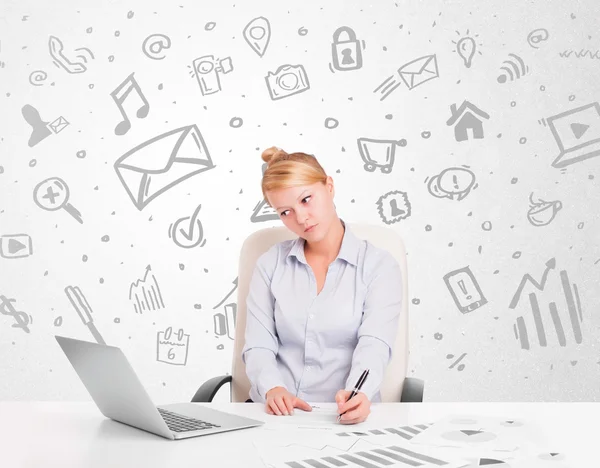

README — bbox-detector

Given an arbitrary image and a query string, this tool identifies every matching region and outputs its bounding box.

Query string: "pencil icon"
[64,285,106,345]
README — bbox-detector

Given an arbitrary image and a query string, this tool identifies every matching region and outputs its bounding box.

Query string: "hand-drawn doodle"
[447,353,467,371]
[168,204,207,248]
[427,167,477,201]
[0,295,32,333]
[265,64,310,100]
[527,28,549,49]
[497,53,529,83]
[22,104,68,147]
[251,199,279,222]
[28,70,48,86]
[48,115,69,134]
[48,35,94,74]
[251,163,279,222]
[110,72,150,135]
[212,278,238,341]
[559,49,600,59]
[190,55,233,95]
[129,265,165,314]
[64,285,106,345]
[546,102,600,168]
[142,34,171,60]
[330,26,365,72]
[157,326,189,365]
[374,54,438,101]
[357,138,404,174]
[454,31,481,68]
[114,124,215,210]
[33,177,84,224]
[443,266,488,313]
[446,100,490,141]
[376,190,411,225]
[0,234,33,259]
[527,193,562,226]
[509,258,583,349]
[243,16,271,57]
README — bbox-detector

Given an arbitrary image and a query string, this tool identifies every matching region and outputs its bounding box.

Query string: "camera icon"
[265,64,310,100]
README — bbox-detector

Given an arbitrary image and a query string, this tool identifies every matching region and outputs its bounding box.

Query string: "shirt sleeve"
[241,246,287,401]
[345,251,403,400]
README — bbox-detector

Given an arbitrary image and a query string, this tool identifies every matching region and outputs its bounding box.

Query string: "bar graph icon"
[128,265,165,314]
[336,423,434,440]
[212,278,238,340]
[213,303,237,340]
[281,443,456,468]
[509,258,583,349]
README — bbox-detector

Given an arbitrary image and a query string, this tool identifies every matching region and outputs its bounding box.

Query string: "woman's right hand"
[265,386,312,415]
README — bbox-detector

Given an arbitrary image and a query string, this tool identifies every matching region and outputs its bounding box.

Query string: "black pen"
[337,369,369,422]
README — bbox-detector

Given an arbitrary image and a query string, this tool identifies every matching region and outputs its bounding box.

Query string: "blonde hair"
[260,146,327,203]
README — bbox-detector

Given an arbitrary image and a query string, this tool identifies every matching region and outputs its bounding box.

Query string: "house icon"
[446,100,490,142]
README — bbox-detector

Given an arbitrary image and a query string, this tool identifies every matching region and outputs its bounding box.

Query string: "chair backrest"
[230,222,409,402]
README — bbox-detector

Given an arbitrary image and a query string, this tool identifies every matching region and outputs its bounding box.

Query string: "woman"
[241,146,403,425]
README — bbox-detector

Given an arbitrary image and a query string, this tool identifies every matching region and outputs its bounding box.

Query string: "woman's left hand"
[335,389,371,425]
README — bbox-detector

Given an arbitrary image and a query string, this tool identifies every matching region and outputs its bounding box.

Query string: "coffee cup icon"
[357,138,404,174]
[527,194,562,227]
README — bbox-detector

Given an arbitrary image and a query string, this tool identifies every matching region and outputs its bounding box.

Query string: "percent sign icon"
[447,352,467,371]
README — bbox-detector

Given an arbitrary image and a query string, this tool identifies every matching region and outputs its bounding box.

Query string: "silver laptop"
[55,335,264,440]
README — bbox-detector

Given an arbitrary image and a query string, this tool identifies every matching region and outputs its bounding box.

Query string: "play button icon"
[8,239,27,254]
[571,122,590,139]
[0,234,33,258]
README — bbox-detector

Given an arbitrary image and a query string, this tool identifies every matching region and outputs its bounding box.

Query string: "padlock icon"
[331,26,363,71]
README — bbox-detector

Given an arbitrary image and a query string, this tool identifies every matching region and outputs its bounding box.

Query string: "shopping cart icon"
[357,137,404,173]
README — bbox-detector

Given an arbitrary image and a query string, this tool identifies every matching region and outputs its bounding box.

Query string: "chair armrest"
[400,376,424,402]
[190,374,233,402]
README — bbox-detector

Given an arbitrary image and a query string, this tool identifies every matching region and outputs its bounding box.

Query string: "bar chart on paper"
[253,434,469,468]
[335,423,435,440]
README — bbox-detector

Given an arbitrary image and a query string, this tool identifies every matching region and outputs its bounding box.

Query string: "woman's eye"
[280,210,289,217]
[302,196,311,203]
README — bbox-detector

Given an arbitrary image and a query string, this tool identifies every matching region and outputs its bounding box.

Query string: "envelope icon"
[398,54,439,90]
[114,124,215,210]
[48,116,70,134]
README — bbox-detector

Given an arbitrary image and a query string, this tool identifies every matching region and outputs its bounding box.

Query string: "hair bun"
[261,146,289,165]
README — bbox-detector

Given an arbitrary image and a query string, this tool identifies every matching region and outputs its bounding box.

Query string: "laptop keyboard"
[158,407,222,432]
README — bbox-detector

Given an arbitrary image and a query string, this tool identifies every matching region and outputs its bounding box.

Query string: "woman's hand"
[335,390,371,424]
[265,386,312,415]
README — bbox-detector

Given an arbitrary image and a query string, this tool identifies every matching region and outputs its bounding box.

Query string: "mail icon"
[48,116,70,134]
[114,124,216,210]
[398,54,439,90]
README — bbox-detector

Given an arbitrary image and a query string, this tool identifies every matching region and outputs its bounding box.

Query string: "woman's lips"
[304,224,317,232]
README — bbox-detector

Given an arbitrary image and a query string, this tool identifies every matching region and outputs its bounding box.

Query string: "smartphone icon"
[443,266,487,313]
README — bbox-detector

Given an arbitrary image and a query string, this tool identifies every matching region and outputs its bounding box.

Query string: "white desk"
[0,401,595,467]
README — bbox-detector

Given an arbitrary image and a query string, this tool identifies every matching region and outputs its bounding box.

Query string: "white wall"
[1,0,599,403]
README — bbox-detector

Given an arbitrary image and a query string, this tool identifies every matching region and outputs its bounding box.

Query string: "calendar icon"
[156,326,190,366]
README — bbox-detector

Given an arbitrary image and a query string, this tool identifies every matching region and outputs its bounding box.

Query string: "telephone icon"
[48,35,91,74]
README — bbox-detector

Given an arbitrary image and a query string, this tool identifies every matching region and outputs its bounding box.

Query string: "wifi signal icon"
[497,53,529,83]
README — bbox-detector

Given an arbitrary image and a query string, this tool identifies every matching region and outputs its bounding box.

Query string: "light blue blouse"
[242,219,403,403]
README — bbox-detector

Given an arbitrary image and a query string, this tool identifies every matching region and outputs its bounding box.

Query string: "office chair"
[191,222,425,403]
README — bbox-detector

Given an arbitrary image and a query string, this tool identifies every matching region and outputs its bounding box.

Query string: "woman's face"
[267,177,336,241]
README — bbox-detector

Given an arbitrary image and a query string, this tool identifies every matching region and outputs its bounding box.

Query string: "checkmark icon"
[169,204,207,248]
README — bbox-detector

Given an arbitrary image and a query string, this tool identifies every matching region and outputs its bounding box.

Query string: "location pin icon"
[243,16,271,57]
[457,36,476,68]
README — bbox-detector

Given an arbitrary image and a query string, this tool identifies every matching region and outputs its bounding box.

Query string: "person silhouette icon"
[22,104,52,147]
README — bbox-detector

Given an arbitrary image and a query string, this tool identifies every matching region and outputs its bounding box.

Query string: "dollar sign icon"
[0,295,31,333]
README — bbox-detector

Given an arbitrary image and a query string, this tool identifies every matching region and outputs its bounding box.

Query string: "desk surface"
[0,401,595,467]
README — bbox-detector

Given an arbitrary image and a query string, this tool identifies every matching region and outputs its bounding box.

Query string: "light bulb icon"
[457,36,476,68]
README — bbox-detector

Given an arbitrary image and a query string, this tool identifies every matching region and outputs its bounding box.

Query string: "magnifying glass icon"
[33,177,83,224]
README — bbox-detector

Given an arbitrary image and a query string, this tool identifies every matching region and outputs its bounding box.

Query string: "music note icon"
[110,72,150,136]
